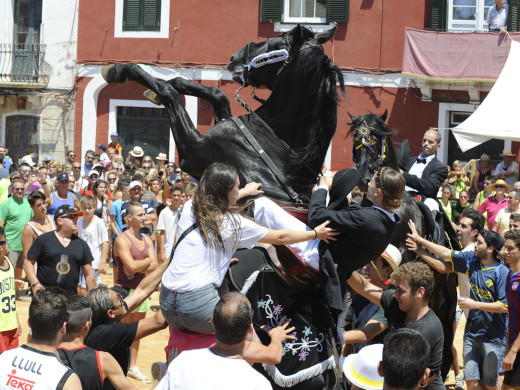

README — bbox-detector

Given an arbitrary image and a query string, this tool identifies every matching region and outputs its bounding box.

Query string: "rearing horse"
[348,111,459,379]
[101,25,344,203]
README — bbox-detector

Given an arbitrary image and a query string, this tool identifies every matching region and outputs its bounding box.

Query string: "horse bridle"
[352,120,388,172]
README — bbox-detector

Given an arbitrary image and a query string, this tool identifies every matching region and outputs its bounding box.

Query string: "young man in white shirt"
[78,195,109,293]
[157,185,183,264]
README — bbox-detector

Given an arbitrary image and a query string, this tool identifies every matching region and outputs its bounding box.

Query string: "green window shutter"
[123,0,141,31]
[509,0,520,32]
[260,0,282,22]
[142,0,161,31]
[429,0,447,31]
[327,0,349,23]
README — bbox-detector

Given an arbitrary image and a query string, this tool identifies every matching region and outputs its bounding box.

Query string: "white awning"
[451,39,520,152]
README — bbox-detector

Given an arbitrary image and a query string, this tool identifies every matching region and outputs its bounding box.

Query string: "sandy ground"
[14,273,466,390]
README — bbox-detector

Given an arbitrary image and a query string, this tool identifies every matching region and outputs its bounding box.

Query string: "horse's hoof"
[101,65,125,85]
[144,89,162,105]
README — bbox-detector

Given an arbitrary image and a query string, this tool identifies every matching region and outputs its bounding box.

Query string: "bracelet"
[313,229,317,240]
[122,300,128,311]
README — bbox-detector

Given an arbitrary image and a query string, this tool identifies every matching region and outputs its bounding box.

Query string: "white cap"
[20,155,35,166]
[129,180,143,190]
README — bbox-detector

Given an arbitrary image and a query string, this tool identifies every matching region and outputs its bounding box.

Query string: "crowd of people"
[0,126,519,390]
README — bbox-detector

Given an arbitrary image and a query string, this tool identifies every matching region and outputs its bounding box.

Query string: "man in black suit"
[402,129,448,210]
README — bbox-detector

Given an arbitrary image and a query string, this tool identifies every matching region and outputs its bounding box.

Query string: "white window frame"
[114,0,170,39]
[282,0,327,24]
[447,0,500,31]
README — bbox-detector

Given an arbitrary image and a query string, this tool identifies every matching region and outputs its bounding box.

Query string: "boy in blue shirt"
[407,222,508,390]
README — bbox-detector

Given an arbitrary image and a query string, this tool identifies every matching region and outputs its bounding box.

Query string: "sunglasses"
[484,182,492,185]
[60,215,78,220]
[21,169,31,173]
[73,166,81,170]
[495,185,506,189]
[0,240,7,246]
[459,195,469,199]
[68,154,76,157]
[175,170,181,174]
[507,196,517,200]
[108,177,116,181]
[143,166,151,170]
[13,187,25,191]
[110,293,124,310]
[90,174,99,179]
[168,165,175,168]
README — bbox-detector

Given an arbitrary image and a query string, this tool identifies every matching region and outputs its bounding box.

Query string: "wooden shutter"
[327,0,349,23]
[123,0,160,31]
[509,0,520,32]
[260,0,282,22]
[142,0,161,31]
[429,0,447,31]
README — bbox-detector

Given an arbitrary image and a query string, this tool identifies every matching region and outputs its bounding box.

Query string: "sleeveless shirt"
[47,192,75,217]
[0,256,17,332]
[0,344,73,390]
[58,345,103,390]
[115,231,149,289]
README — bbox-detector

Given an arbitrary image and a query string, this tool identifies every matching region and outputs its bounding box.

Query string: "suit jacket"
[309,189,400,314]
[403,156,448,199]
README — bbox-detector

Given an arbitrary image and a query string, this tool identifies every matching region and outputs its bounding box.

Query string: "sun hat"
[130,146,144,158]
[156,153,168,161]
[500,150,516,157]
[342,344,384,390]
[381,244,402,271]
[490,179,511,192]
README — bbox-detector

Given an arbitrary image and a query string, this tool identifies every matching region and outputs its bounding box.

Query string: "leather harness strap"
[230,116,302,203]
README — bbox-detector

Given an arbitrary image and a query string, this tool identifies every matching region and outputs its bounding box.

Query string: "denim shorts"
[159,284,219,334]
[463,336,505,386]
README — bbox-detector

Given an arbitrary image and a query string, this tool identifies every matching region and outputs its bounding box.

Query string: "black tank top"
[58,345,103,390]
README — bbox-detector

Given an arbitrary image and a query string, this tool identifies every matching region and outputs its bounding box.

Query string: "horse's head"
[227,25,336,89]
[347,110,396,189]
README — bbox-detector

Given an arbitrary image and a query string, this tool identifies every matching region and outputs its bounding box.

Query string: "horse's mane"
[285,28,346,167]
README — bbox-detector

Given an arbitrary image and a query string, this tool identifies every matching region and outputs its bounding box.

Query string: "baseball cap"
[129,180,143,190]
[92,164,104,171]
[43,155,53,163]
[54,205,84,220]
[480,230,505,259]
[97,144,107,151]
[110,132,119,137]
[88,170,100,178]
[57,173,69,183]
[20,155,35,167]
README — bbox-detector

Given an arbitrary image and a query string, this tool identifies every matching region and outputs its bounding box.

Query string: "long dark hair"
[192,163,250,251]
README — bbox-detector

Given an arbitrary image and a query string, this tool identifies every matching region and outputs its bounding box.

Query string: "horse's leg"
[144,78,232,123]
[102,64,204,158]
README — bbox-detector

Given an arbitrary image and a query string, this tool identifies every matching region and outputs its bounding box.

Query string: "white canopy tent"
[451,39,520,153]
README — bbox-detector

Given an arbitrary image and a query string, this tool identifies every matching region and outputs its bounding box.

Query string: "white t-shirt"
[155,348,272,390]
[161,200,268,291]
[157,206,181,259]
[78,216,109,269]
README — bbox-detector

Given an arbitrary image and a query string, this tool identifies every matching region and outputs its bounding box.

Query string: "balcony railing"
[0,43,49,87]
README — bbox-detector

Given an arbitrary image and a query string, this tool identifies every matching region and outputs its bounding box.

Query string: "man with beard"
[407,224,508,390]
[81,150,96,177]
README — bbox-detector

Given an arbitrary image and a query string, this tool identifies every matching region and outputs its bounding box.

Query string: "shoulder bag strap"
[168,223,197,264]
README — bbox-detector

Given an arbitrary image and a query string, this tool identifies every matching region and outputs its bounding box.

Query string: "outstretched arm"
[407,219,453,261]
[260,220,339,245]
[100,351,140,390]
[406,236,454,274]
[347,272,383,307]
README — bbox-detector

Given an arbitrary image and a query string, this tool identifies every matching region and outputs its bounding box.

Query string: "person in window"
[487,0,508,34]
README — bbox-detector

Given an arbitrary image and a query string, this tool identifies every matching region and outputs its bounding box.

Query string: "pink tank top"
[115,231,149,289]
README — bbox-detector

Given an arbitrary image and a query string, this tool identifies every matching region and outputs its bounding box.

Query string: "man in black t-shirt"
[25,205,95,296]
[348,261,445,390]
[85,260,169,389]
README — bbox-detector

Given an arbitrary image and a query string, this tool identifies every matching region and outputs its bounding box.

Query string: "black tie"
[417,158,427,164]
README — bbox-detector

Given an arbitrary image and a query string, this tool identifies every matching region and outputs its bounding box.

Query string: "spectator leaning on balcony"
[487,0,508,34]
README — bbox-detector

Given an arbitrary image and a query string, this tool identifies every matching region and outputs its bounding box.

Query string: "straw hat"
[500,151,516,157]
[381,244,402,271]
[130,146,144,158]
[342,344,384,390]
[490,179,511,192]
[156,153,168,161]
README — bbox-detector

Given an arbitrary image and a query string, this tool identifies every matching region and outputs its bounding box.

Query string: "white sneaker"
[151,362,168,386]
[128,366,149,383]
[455,374,464,390]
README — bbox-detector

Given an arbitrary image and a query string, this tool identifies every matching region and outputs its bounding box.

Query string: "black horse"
[348,111,459,379]
[101,25,344,203]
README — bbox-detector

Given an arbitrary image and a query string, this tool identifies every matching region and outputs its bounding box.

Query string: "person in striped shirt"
[503,230,520,389]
